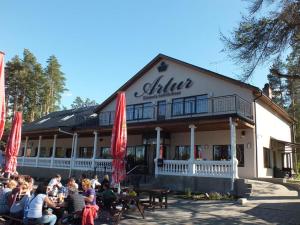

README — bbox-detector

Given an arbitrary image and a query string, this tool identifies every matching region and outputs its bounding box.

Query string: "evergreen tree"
[221,0,300,80]
[4,49,67,123]
[268,60,288,108]
[71,96,97,109]
[44,55,66,114]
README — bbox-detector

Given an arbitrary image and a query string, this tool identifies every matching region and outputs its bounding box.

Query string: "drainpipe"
[254,91,263,178]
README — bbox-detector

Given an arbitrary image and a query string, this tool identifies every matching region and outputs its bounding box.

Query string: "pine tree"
[44,55,66,114]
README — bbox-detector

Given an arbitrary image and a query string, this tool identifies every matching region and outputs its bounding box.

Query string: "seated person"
[67,177,79,190]
[10,181,31,218]
[101,183,117,210]
[0,179,18,214]
[91,175,101,190]
[61,186,85,225]
[100,175,110,192]
[81,179,96,206]
[24,185,57,225]
[47,174,62,195]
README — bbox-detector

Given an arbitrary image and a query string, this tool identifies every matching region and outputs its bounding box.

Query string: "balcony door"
[157,100,166,120]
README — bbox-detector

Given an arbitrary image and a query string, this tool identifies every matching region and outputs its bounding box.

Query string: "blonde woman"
[81,179,96,205]
[0,179,17,214]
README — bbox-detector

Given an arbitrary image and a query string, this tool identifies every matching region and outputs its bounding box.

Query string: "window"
[143,103,154,119]
[39,147,52,157]
[175,146,190,160]
[134,104,143,120]
[18,147,25,157]
[236,145,245,167]
[37,117,50,124]
[213,145,231,161]
[99,112,111,125]
[55,147,65,158]
[264,148,271,168]
[97,147,111,159]
[213,144,244,167]
[126,106,134,121]
[126,146,146,165]
[196,95,208,113]
[25,147,35,157]
[185,97,196,114]
[172,99,184,116]
[195,145,206,160]
[172,94,208,116]
[78,147,93,158]
[126,103,153,121]
[135,146,145,164]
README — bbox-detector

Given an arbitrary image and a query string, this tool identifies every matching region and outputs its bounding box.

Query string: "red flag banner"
[0,52,5,140]
[5,112,22,174]
[111,92,127,184]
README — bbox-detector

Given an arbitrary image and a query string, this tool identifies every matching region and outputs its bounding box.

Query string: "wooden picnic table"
[135,188,169,209]
[96,192,145,219]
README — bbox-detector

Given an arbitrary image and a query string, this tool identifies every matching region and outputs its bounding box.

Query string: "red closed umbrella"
[0,52,6,140]
[111,92,127,190]
[5,112,22,174]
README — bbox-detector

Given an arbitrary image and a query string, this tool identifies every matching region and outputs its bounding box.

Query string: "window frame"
[264,147,271,168]
[172,94,208,116]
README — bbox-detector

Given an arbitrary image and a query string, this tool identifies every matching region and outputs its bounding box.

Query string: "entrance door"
[147,144,156,175]
[157,100,166,120]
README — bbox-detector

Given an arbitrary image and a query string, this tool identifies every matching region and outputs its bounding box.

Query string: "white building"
[17,54,296,192]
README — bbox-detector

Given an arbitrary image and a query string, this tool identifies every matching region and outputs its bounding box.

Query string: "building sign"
[134,75,193,100]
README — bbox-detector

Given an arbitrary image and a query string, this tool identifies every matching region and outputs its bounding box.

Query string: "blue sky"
[1,0,270,108]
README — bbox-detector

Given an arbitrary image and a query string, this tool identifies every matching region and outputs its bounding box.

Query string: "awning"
[270,137,300,152]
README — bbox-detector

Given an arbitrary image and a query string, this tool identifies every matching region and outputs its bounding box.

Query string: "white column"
[92,131,98,170]
[189,124,196,161]
[22,136,29,166]
[189,124,196,175]
[50,135,57,168]
[36,136,42,167]
[69,133,76,178]
[155,127,161,177]
[230,117,238,191]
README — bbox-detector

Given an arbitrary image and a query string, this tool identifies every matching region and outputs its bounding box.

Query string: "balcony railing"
[99,94,252,126]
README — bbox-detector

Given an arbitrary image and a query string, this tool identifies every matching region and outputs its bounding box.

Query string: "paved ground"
[113,180,300,225]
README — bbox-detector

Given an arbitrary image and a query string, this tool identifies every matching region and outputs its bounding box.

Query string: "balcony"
[99,94,253,126]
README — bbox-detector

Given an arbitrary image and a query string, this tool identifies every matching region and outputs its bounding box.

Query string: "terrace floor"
[108,180,300,225]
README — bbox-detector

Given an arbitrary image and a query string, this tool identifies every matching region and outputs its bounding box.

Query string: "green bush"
[209,192,222,200]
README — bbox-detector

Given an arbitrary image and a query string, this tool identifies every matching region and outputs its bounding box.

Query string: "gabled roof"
[23,105,99,133]
[94,53,261,113]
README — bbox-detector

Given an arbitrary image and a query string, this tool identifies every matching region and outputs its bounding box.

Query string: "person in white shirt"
[47,174,62,195]
[25,185,57,225]
[67,177,79,190]
[91,175,101,189]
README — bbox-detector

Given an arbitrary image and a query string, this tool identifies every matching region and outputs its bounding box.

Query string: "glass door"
[157,100,166,120]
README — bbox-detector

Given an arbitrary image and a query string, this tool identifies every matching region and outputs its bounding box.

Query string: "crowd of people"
[0,173,117,225]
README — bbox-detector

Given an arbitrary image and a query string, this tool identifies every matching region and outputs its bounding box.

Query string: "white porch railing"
[157,160,189,175]
[38,157,52,168]
[73,158,93,171]
[95,159,113,172]
[157,160,232,178]
[22,157,36,167]
[53,158,71,169]
[20,157,113,172]
[19,157,232,178]
[193,160,232,178]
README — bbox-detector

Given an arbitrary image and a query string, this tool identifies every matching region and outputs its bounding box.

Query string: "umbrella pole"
[118,182,121,194]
